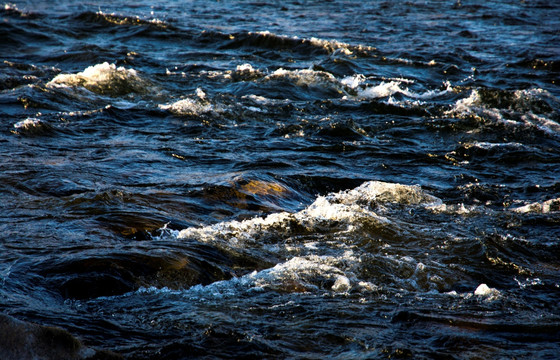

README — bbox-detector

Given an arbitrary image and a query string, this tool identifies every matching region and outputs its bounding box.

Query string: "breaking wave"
[47,62,151,96]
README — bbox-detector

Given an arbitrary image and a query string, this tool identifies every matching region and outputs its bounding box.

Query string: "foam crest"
[327,181,442,207]
[11,118,53,135]
[159,98,215,116]
[252,255,359,293]
[266,68,347,94]
[47,62,149,96]
[445,90,513,125]
[178,211,295,246]
[356,81,403,99]
[521,112,560,137]
[263,68,449,102]
[354,80,451,101]
[232,63,264,80]
[250,31,376,56]
[3,3,17,11]
[467,141,526,150]
[159,88,224,116]
[13,118,43,130]
[137,254,366,298]
[446,88,559,135]
[340,74,366,89]
[178,181,440,245]
[510,198,560,214]
[474,283,501,300]
[177,181,441,294]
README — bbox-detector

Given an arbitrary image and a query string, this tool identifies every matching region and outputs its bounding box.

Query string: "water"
[1,0,559,358]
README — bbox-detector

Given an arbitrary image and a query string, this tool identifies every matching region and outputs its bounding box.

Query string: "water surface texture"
[1,0,559,358]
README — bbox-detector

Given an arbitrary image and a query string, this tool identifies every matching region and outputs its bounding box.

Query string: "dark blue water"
[1,1,559,358]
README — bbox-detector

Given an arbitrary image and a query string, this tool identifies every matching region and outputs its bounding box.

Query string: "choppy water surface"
[1,0,559,358]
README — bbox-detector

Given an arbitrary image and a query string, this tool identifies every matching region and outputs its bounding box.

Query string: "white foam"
[236,63,256,72]
[47,62,149,95]
[327,181,442,207]
[331,275,352,292]
[446,88,560,137]
[308,37,354,55]
[353,80,451,101]
[446,90,524,130]
[266,69,450,102]
[250,31,376,56]
[521,112,560,137]
[159,87,226,116]
[252,256,353,292]
[173,181,444,296]
[178,211,294,245]
[474,283,500,299]
[13,118,43,130]
[468,141,526,150]
[267,68,342,91]
[447,90,480,115]
[340,74,365,89]
[428,202,479,215]
[357,81,402,99]
[195,87,206,99]
[11,117,53,135]
[160,98,215,115]
[133,254,365,298]
[514,277,543,289]
[510,198,560,214]
[178,181,439,247]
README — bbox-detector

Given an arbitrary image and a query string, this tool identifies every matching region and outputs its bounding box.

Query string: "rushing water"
[1,0,559,358]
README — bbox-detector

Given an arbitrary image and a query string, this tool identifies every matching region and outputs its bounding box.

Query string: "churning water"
[1,1,559,358]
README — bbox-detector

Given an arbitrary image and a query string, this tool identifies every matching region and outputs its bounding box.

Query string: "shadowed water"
[1,1,559,358]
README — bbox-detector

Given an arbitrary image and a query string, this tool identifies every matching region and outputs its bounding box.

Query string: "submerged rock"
[0,313,121,360]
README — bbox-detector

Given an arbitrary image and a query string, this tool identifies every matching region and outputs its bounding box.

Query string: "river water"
[1,1,559,358]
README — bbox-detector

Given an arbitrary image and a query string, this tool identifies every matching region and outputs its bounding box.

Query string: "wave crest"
[47,62,150,96]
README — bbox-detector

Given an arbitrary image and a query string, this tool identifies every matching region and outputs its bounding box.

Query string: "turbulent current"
[1,1,559,359]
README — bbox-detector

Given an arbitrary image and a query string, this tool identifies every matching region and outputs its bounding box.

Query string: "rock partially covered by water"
[0,314,121,360]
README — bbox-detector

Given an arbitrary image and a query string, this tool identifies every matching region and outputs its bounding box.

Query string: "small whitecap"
[195,88,206,99]
[447,90,481,115]
[236,63,255,72]
[12,118,53,135]
[356,80,450,101]
[267,68,341,90]
[13,118,43,130]
[340,74,365,89]
[474,283,500,298]
[159,98,216,116]
[356,81,403,99]
[47,62,149,96]
[332,275,352,292]
[511,198,560,214]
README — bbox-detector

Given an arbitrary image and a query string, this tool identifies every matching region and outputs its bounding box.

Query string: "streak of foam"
[352,80,451,100]
[250,31,377,56]
[137,254,369,299]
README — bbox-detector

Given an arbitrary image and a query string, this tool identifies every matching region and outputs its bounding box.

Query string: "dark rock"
[0,313,122,360]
